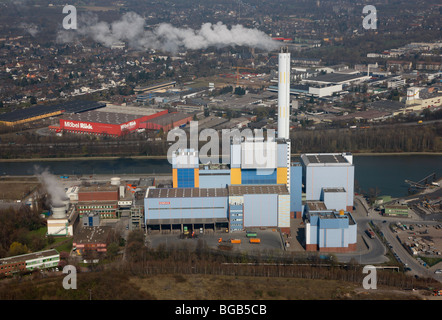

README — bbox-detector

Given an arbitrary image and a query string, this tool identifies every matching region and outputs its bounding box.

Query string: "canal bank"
[0,154,441,198]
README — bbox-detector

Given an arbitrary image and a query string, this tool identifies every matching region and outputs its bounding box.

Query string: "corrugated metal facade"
[278,194,290,228]
[306,211,357,251]
[244,194,278,227]
[290,165,303,215]
[322,189,347,211]
[145,195,228,222]
[199,170,231,188]
[304,165,354,210]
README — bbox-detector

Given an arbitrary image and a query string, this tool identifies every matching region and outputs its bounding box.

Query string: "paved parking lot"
[146,228,284,253]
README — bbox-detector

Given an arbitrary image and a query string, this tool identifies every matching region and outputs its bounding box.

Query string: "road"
[334,196,389,265]
[349,195,442,283]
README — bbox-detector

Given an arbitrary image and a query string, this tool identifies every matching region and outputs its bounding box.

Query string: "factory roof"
[303,72,367,84]
[306,201,328,211]
[62,110,146,125]
[79,185,119,193]
[301,153,352,166]
[334,109,392,121]
[134,81,177,93]
[306,202,356,225]
[94,104,165,116]
[323,187,346,193]
[365,100,405,112]
[0,100,105,122]
[228,184,289,196]
[0,249,59,265]
[147,187,228,198]
[143,112,191,126]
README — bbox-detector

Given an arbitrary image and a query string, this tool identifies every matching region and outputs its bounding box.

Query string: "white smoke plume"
[57,12,278,52]
[35,167,68,207]
[20,22,39,37]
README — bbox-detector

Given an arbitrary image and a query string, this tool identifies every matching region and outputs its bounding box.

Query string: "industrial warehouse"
[0,95,194,136]
[49,104,194,136]
[0,100,106,126]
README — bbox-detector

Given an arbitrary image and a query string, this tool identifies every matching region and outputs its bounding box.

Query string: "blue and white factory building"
[143,47,357,252]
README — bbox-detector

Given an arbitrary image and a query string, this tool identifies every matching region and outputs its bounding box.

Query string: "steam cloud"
[20,23,39,37]
[35,167,68,207]
[57,12,278,52]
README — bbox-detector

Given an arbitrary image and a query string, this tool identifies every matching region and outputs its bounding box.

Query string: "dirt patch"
[0,179,40,201]
[130,274,424,300]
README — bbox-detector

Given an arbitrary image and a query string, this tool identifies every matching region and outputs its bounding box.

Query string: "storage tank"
[111,177,121,186]
[51,204,67,219]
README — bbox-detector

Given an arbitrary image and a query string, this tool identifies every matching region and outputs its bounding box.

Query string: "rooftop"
[303,72,367,84]
[306,201,328,211]
[228,184,289,196]
[323,187,346,193]
[62,110,147,125]
[0,249,59,265]
[94,104,165,116]
[0,100,105,122]
[143,112,191,126]
[79,185,119,193]
[301,153,352,166]
[147,187,228,199]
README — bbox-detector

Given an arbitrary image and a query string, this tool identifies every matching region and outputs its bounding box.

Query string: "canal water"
[0,155,441,198]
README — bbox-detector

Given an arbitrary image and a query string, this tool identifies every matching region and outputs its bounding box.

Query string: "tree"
[8,242,29,256]
[106,242,120,260]
[234,87,246,95]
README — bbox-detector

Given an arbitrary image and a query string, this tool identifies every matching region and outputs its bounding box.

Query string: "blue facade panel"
[241,169,277,185]
[305,165,354,209]
[320,228,343,248]
[277,143,288,167]
[199,170,231,188]
[244,194,278,227]
[319,217,348,229]
[309,225,318,245]
[177,168,195,188]
[145,196,228,222]
[290,164,302,213]
[322,190,347,211]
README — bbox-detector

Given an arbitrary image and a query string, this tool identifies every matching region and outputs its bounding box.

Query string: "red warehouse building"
[140,112,193,132]
[77,185,120,219]
[78,185,119,202]
[51,108,168,136]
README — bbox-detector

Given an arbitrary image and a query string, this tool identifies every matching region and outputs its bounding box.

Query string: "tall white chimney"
[278,47,290,139]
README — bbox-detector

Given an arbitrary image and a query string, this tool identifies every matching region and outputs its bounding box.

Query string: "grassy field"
[0,177,40,200]
[130,274,424,300]
[0,269,433,300]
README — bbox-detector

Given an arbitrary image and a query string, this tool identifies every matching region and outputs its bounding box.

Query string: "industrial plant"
[142,47,357,252]
[27,47,359,257]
